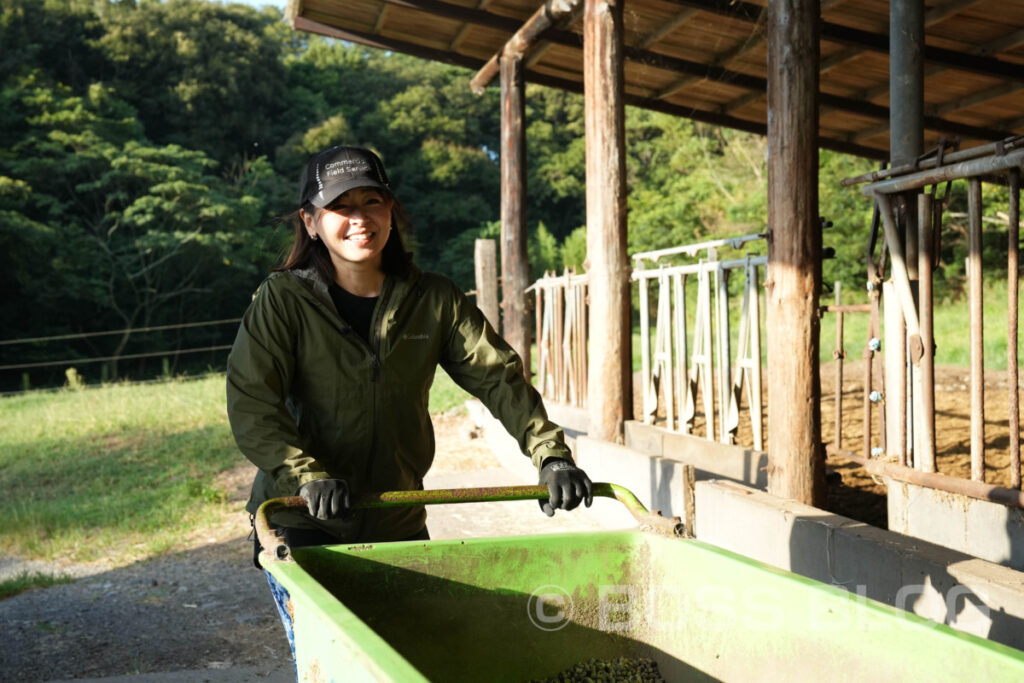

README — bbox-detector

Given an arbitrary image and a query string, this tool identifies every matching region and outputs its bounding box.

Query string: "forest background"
[0,0,1006,392]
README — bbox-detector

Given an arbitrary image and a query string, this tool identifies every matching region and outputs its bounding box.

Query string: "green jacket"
[226,265,572,542]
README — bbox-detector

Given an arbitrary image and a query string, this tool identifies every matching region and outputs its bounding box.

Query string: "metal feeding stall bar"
[838,136,1024,508]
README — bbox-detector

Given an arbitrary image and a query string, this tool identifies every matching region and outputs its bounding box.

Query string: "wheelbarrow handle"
[255,482,684,559]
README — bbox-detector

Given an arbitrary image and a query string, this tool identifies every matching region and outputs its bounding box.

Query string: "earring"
[309,233,318,241]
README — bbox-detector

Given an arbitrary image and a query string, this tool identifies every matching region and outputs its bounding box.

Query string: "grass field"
[819,279,1021,368]
[0,370,471,575]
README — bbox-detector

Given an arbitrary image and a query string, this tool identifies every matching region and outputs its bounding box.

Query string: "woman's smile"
[302,187,395,278]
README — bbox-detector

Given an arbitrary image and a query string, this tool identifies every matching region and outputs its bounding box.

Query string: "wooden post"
[499,54,530,379]
[474,238,500,332]
[584,0,631,443]
[765,0,825,506]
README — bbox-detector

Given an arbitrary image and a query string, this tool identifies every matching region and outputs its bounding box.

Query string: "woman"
[225,145,592,649]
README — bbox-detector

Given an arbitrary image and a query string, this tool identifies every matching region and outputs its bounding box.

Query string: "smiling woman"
[298,149,399,296]
[224,143,594,664]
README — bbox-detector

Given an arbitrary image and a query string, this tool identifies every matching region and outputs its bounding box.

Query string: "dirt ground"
[747,362,1020,529]
[634,361,1022,529]
[1,373,1018,681]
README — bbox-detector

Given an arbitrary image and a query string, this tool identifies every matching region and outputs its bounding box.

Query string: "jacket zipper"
[368,280,393,383]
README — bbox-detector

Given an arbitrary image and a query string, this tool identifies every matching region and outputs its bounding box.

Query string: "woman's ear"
[299,208,316,239]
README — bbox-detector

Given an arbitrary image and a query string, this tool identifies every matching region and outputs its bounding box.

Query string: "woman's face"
[303,187,394,271]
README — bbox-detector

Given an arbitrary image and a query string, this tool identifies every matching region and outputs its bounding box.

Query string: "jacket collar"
[287,264,422,307]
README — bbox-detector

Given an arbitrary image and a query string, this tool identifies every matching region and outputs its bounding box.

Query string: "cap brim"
[309,178,389,208]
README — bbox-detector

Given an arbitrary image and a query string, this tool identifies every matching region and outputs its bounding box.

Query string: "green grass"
[1,369,471,568]
[0,572,75,600]
[0,374,239,564]
[428,369,472,414]
[820,279,1022,369]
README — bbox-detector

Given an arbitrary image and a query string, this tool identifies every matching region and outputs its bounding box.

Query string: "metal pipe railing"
[968,178,986,482]
[917,193,936,472]
[841,135,1024,187]
[631,232,765,264]
[861,146,1024,196]
[860,144,1024,492]
[827,445,1024,510]
[1011,169,1022,490]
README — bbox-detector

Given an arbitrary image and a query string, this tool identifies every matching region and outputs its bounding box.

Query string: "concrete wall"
[697,478,1024,651]
[888,480,1024,572]
[465,400,1024,651]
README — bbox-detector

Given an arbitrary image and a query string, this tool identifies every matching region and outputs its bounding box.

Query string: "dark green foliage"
[95,0,290,168]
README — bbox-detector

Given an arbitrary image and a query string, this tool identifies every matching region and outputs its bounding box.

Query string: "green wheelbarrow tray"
[254,484,1024,682]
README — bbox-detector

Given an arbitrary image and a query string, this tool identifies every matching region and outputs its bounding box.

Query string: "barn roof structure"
[285,0,1024,160]
[283,0,1024,510]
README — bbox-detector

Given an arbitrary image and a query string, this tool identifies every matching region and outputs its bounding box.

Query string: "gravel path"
[0,514,292,682]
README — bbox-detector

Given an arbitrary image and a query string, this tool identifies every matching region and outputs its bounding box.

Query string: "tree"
[1,75,272,378]
[96,0,289,168]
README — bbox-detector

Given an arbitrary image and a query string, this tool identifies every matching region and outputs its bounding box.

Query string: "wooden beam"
[652,27,766,100]
[929,82,1021,118]
[584,0,631,442]
[450,0,493,51]
[717,89,763,115]
[792,1,1012,128]
[923,0,986,25]
[293,16,886,158]
[523,6,585,73]
[337,0,1012,142]
[625,45,1010,142]
[469,0,579,94]
[845,22,1024,142]
[373,4,390,32]
[998,114,1024,132]
[765,0,825,506]
[500,55,531,379]
[663,0,1024,80]
[660,0,844,102]
[635,8,697,50]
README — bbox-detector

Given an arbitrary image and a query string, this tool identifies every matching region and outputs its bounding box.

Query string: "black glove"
[298,478,351,520]
[538,458,593,517]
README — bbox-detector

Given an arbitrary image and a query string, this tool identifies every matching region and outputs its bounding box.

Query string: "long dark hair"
[273,191,413,282]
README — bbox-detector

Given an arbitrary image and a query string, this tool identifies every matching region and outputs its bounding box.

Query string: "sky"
[218,0,287,10]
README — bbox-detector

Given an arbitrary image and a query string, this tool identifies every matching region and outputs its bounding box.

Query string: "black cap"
[299,146,391,208]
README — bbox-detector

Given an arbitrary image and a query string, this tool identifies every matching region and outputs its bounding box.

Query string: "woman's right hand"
[298,478,351,519]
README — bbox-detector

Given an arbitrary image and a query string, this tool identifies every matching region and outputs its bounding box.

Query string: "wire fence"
[0,318,241,392]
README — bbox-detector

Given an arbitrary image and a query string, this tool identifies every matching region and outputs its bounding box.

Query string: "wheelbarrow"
[255,483,1024,682]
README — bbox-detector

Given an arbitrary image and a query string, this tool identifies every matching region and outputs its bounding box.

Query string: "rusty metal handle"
[254,482,684,559]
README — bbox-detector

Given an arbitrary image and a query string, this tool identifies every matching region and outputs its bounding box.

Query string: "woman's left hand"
[538,458,594,516]
[298,478,352,520]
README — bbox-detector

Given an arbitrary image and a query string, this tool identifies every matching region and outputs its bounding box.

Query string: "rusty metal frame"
[848,138,1024,493]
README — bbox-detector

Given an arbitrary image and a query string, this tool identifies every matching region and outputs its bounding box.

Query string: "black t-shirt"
[328,282,378,344]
